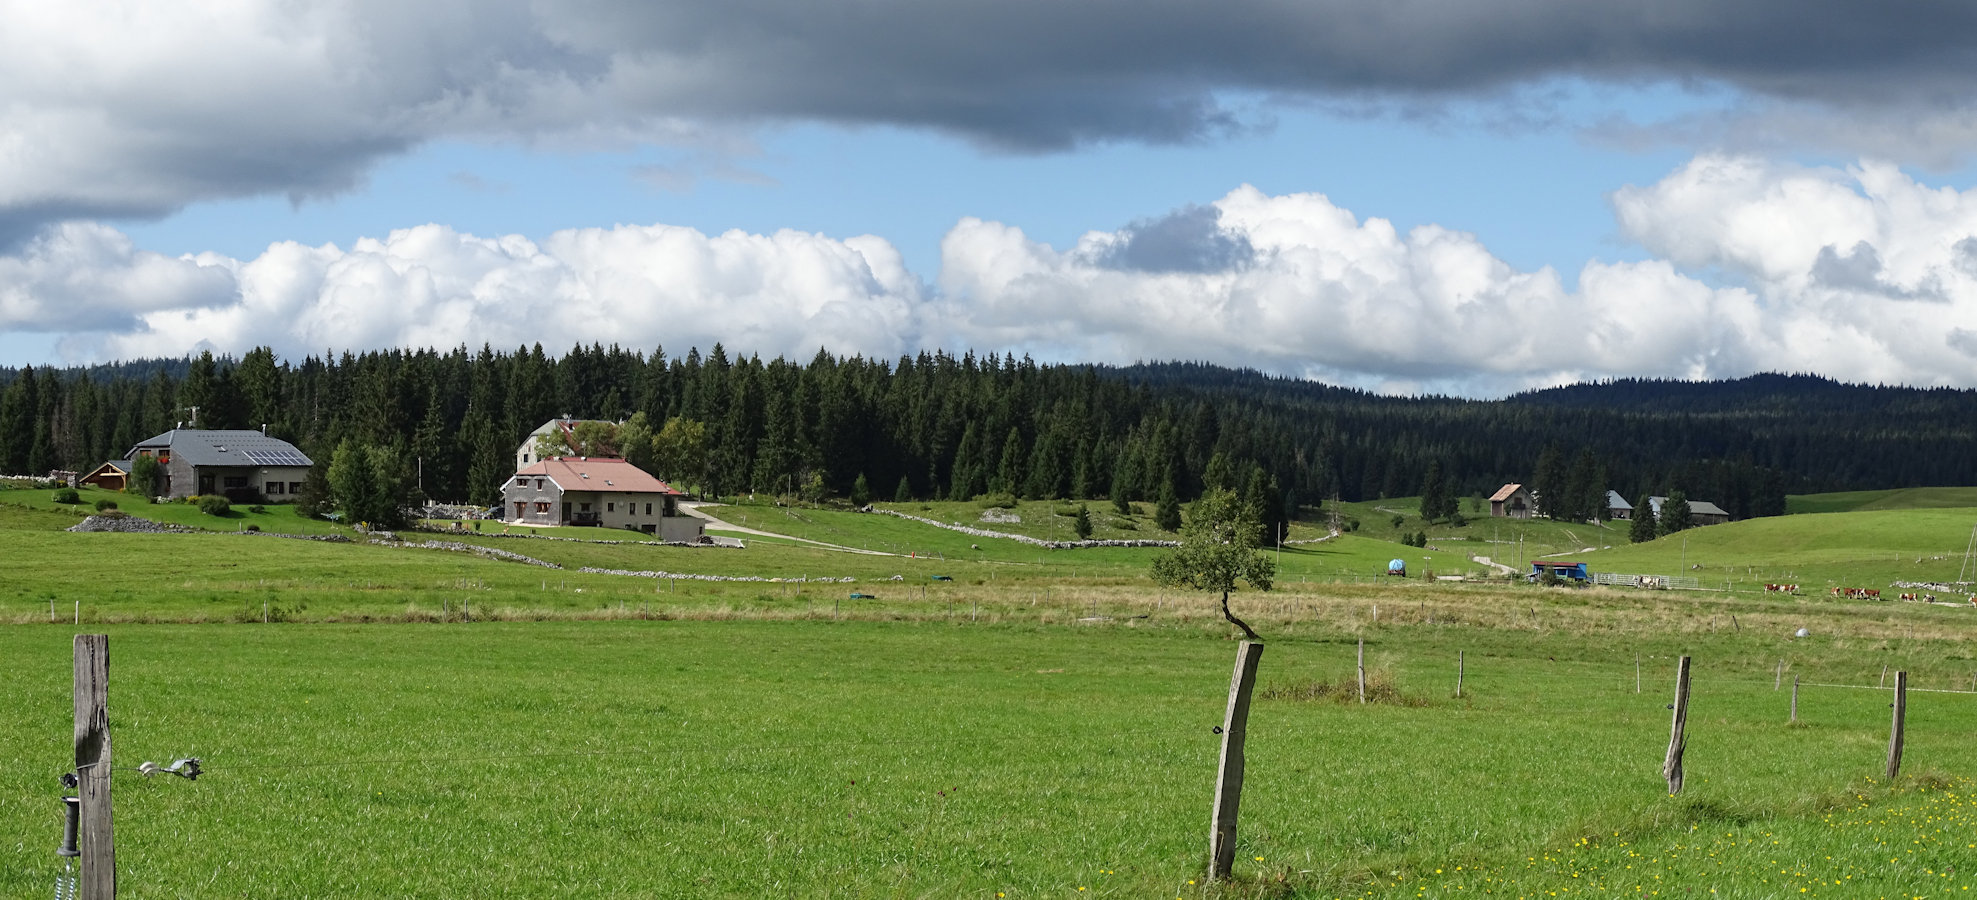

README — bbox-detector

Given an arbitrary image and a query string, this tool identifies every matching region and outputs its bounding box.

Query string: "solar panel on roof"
[244,449,310,466]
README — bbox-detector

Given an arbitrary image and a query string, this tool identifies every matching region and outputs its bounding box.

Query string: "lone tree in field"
[1151,488,1275,640]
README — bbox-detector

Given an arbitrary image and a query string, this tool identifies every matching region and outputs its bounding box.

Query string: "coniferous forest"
[2,345,1973,519]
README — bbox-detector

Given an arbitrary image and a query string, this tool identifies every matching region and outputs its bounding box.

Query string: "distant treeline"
[2,348,1971,515]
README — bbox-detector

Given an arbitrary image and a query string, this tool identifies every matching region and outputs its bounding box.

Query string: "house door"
[198,474,214,495]
[561,502,571,523]
[514,502,525,519]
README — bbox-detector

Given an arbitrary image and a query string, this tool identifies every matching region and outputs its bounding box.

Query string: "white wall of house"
[500,474,697,537]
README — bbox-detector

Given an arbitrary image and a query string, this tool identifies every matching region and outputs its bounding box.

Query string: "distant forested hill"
[2,349,1971,516]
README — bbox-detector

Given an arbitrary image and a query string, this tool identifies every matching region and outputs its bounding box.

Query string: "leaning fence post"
[1663,655,1692,794]
[1886,670,1907,780]
[74,634,115,899]
[1356,638,1366,704]
[1209,640,1265,882]
[1774,659,1783,690]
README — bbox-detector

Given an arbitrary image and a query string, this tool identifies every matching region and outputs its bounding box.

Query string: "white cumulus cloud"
[0,223,234,331]
[932,184,1762,394]
[10,155,1977,396]
[1614,155,1977,379]
[77,223,924,364]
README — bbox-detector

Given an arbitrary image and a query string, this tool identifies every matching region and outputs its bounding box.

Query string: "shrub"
[1112,518,1137,531]
[53,488,80,504]
[198,495,232,516]
[93,499,118,511]
[976,492,1019,509]
[245,524,260,532]
[248,504,267,514]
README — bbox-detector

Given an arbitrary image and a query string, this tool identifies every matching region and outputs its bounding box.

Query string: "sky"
[5,1,1977,397]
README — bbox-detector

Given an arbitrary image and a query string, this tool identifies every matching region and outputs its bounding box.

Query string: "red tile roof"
[517,457,680,495]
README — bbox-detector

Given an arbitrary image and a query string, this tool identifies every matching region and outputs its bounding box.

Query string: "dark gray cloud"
[1950,328,1977,359]
[10,0,1977,240]
[554,0,1977,144]
[1812,241,1941,300]
[1098,205,1254,274]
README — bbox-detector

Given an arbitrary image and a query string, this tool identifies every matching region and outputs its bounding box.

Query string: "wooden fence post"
[1880,664,1887,688]
[1886,670,1907,780]
[1635,652,1641,694]
[74,634,115,900]
[1663,655,1692,794]
[1456,650,1465,698]
[1774,659,1783,690]
[1209,640,1265,882]
[1357,638,1366,704]
[1790,675,1799,723]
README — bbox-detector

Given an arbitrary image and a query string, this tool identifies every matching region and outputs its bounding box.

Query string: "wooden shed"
[1489,483,1535,519]
[78,460,130,492]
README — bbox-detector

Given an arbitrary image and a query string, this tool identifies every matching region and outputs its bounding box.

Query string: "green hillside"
[1581,506,1977,594]
[1786,486,1977,514]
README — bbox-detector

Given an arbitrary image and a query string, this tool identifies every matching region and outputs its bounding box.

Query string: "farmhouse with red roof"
[501,457,705,541]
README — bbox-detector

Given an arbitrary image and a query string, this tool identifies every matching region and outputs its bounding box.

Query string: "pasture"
[5,485,1977,896]
[4,619,1975,898]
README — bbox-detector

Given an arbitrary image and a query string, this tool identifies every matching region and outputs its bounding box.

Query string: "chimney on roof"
[261,423,268,435]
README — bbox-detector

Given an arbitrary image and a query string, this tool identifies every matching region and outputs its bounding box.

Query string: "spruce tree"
[1418,459,1450,523]
[1628,493,1658,543]
[994,427,1024,497]
[1659,491,1693,535]
[1155,480,1183,532]
[1073,503,1093,540]
[1532,444,1566,519]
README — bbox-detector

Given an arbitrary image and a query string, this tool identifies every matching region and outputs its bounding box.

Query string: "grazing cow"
[1901,593,1917,601]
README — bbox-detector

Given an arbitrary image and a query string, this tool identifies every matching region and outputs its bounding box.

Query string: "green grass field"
[6,483,1977,896]
[3,621,1973,898]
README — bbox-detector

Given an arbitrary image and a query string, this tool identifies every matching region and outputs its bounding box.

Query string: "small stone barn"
[1489,483,1535,518]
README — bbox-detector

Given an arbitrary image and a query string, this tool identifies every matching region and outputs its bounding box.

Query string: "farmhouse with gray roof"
[126,429,314,501]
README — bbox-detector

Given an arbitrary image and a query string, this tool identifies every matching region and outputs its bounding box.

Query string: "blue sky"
[120,86,1706,283]
[6,1,1977,395]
